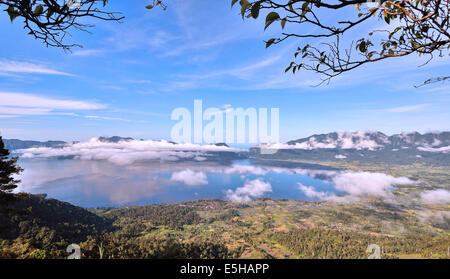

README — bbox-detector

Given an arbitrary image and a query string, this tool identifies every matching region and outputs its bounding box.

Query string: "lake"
[16,157,350,207]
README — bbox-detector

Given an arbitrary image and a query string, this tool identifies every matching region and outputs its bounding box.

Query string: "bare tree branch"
[1,0,124,50]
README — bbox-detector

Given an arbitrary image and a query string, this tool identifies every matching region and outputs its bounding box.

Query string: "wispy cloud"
[101,85,126,91]
[72,49,105,57]
[386,104,429,113]
[0,92,106,117]
[84,115,130,122]
[106,28,178,52]
[0,60,72,76]
[164,55,284,91]
[123,79,152,84]
[0,107,52,116]
[0,92,105,110]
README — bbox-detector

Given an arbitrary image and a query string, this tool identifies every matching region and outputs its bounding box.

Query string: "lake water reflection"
[16,158,345,207]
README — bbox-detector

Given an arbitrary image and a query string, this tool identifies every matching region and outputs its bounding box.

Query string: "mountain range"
[4,131,449,165]
[284,131,450,152]
[250,131,450,165]
[2,139,67,150]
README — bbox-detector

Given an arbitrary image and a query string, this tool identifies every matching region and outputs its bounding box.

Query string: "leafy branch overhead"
[1,0,124,50]
[232,0,450,85]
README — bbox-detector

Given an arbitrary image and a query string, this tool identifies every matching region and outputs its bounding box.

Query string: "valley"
[1,131,449,259]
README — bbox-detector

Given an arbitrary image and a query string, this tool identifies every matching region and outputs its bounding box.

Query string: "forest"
[0,193,448,259]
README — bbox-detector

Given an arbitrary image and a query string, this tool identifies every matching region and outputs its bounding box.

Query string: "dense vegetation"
[0,193,112,258]
[0,136,22,193]
[0,193,231,259]
[101,204,202,230]
[0,136,448,259]
[272,228,449,259]
[0,193,448,259]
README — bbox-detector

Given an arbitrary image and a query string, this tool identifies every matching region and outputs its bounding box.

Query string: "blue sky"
[0,0,449,142]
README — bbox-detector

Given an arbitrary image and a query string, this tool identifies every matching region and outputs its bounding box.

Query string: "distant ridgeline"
[3,136,233,150]
[5,132,450,165]
[3,139,67,150]
[4,136,242,163]
[250,131,450,165]
[2,136,135,150]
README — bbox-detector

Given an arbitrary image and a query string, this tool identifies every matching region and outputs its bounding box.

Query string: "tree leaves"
[239,0,251,19]
[300,2,309,18]
[251,2,261,19]
[47,9,54,20]
[145,1,167,11]
[34,5,44,16]
[265,38,275,48]
[6,6,20,22]
[358,41,367,52]
[281,18,286,29]
[265,12,280,30]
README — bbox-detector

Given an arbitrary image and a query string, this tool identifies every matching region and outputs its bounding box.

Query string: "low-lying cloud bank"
[333,171,414,197]
[17,137,240,165]
[17,144,422,204]
[226,179,272,202]
[256,131,450,153]
[417,146,450,153]
[420,189,450,204]
[298,171,415,202]
[163,164,417,203]
[258,131,385,151]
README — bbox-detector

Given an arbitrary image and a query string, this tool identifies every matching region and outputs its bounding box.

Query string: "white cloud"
[17,161,172,205]
[417,210,450,227]
[420,189,450,204]
[0,92,106,117]
[123,79,152,84]
[334,154,347,159]
[417,146,450,153]
[297,171,415,202]
[386,104,429,113]
[298,183,335,201]
[0,60,72,76]
[223,164,268,176]
[226,179,272,202]
[84,115,129,122]
[331,171,414,198]
[0,107,52,115]
[72,49,104,57]
[17,137,240,165]
[0,92,105,110]
[259,131,385,151]
[170,169,208,186]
